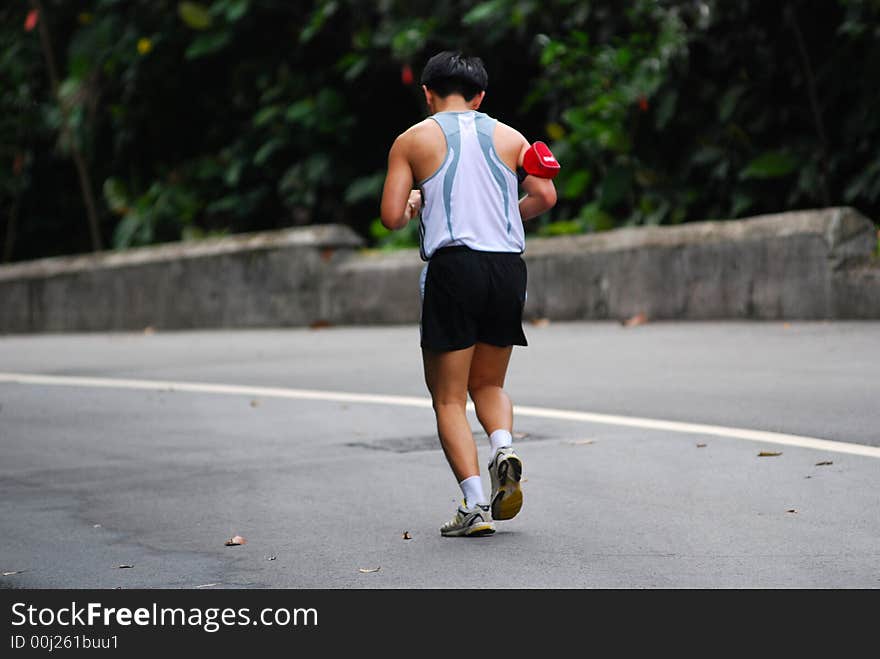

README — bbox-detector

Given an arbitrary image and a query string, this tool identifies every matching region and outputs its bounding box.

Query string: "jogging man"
[380,51,557,537]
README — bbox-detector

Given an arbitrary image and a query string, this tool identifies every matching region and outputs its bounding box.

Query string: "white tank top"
[417,111,524,260]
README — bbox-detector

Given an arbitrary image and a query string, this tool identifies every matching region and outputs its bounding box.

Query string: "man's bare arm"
[380,136,421,230]
[496,125,557,220]
[517,142,557,221]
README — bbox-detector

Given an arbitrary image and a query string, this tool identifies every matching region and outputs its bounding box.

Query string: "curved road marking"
[1,371,878,459]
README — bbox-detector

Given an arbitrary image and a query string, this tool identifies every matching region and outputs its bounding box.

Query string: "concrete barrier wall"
[521,206,879,321]
[1,207,877,333]
[0,224,364,333]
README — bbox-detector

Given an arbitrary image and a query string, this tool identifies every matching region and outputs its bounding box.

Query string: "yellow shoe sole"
[491,454,523,521]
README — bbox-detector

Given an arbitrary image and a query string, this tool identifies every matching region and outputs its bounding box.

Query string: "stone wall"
[1,207,877,333]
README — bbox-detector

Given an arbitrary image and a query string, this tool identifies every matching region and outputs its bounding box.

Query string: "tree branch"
[30,0,103,251]
[786,2,831,206]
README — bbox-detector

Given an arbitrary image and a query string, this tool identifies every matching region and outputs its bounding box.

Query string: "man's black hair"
[420,51,488,101]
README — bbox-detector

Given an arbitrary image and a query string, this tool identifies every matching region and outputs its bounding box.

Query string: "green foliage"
[369,217,419,250]
[740,152,799,180]
[104,176,202,248]
[0,20,44,202]
[537,219,585,237]
[1,0,879,261]
[178,2,214,30]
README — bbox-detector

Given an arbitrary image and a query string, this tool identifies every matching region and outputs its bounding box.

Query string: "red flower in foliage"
[401,64,414,86]
[24,9,39,32]
[13,153,24,177]
[638,96,649,112]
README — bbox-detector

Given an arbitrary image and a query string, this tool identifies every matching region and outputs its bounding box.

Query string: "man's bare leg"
[467,342,514,437]
[467,342,523,520]
[422,345,478,482]
[423,345,496,536]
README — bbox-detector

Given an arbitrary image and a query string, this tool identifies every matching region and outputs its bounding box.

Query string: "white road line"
[1,371,878,459]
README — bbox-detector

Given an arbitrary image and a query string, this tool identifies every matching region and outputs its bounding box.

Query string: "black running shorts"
[420,246,528,352]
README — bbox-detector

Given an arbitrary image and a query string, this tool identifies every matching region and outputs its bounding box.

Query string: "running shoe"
[440,502,495,537]
[488,447,523,520]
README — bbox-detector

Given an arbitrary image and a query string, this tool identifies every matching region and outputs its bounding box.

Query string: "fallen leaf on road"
[696,443,707,448]
[143,326,155,335]
[358,567,380,573]
[2,570,25,576]
[117,564,133,569]
[782,322,792,329]
[402,531,412,540]
[622,312,648,328]
[309,319,333,329]
[530,318,551,327]
[815,461,833,466]
[196,583,219,589]
[758,451,782,457]
[225,535,247,546]
[250,399,260,407]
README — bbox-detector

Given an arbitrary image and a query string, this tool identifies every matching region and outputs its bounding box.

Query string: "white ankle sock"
[489,429,513,456]
[459,475,486,508]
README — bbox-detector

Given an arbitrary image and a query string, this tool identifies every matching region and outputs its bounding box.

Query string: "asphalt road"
[1,321,878,588]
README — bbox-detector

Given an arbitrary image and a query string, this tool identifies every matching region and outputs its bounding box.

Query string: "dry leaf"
[530,318,551,327]
[568,439,595,445]
[250,399,260,407]
[402,531,412,540]
[782,322,792,329]
[622,312,648,328]
[815,461,833,466]
[117,564,133,569]
[758,451,782,457]
[143,326,155,335]
[358,567,380,573]
[2,570,25,576]
[309,319,333,329]
[225,535,247,546]
[786,509,797,514]
[196,583,219,589]
[696,443,707,448]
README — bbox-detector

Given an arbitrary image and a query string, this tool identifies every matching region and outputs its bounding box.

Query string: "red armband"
[517,141,561,182]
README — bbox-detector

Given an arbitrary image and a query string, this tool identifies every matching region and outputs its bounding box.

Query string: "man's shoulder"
[489,119,529,154]
[391,119,444,162]
[491,119,527,142]
[398,118,439,142]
